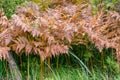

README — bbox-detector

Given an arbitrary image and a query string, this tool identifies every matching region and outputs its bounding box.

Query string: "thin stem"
[48,57,51,74]
[65,54,70,66]
[20,54,22,71]
[5,60,8,80]
[40,58,44,80]
[101,51,104,69]
[27,55,30,80]
[56,56,59,71]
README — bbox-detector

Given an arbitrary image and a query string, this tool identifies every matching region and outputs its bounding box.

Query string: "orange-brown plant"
[0,1,120,66]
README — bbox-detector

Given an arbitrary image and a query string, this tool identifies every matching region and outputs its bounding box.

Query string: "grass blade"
[69,50,92,75]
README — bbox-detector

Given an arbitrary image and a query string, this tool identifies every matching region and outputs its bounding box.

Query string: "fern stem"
[5,60,8,80]
[20,54,22,71]
[86,44,89,67]
[90,57,93,69]
[68,55,71,65]
[88,49,93,69]
[27,55,30,80]
[111,48,114,60]
[65,54,70,66]
[101,51,104,68]
[56,56,59,71]
[48,57,51,74]
[40,58,44,80]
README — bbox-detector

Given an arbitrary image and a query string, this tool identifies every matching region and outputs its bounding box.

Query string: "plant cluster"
[0,1,120,64]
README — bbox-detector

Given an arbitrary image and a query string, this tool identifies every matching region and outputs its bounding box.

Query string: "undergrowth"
[0,45,119,80]
[0,51,120,80]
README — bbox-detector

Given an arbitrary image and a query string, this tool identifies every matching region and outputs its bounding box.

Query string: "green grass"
[0,54,119,80]
[0,60,12,80]
[0,44,119,80]
[45,66,120,80]
[0,0,25,18]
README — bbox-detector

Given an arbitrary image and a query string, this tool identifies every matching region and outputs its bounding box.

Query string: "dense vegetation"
[0,0,120,80]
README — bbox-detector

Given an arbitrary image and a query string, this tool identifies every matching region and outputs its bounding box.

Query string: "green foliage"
[105,56,119,74]
[71,42,119,74]
[72,0,89,4]
[0,0,25,18]
[47,66,120,80]
[69,50,92,75]
[27,0,51,10]
[0,60,12,79]
[89,0,119,14]
[0,60,7,79]
[0,52,119,80]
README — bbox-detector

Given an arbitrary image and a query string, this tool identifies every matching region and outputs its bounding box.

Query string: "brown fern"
[1,1,120,65]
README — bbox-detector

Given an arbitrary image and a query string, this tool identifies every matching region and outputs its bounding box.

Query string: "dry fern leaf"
[9,2,120,63]
[81,7,120,65]
[0,47,10,60]
[12,37,28,53]
[9,2,88,60]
